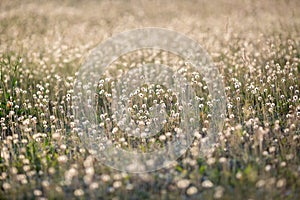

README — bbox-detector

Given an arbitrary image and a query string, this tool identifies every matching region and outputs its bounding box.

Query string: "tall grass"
[0,0,299,199]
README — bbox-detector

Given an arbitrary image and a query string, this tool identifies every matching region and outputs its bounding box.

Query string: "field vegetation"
[0,0,299,199]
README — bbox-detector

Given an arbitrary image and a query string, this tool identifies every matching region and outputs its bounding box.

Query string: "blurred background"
[1,0,299,57]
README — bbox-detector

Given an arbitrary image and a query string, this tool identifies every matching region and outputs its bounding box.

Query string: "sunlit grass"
[0,0,300,199]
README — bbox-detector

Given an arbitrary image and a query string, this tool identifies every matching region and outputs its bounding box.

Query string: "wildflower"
[58,155,68,163]
[202,180,214,188]
[34,189,42,196]
[186,186,198,195]
[236,172,242,179]
[90,182,99,190]
[177,179,190,189]
[256,180,265,188]
[74,189,84,196]
[113,181,122,189]
[214,186,224,199]
[276,179,286,188]
[265,165,271,172]
[3,182,11,190]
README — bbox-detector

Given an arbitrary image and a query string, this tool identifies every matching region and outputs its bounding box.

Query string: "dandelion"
[236,172,242,179]
[126,183,134,190]
[57,155,68,163]
[50,115,56,121]
[177,179,190,189]
[113,181,122,188]
[265,165,272,172]
[202,180,214,188]
[219,157,227,163]
[207,157,216,165]
[293,95,298,101]
[159,135,166,141]
[89,182,99,190]
[186,186,198,195]
[256,180,265,188]
[3,182,11,190]
[214,186,224,199]
[74,189,84,196]
[33,189,42,196]
[101,174,111,182]
[276,179,286,188]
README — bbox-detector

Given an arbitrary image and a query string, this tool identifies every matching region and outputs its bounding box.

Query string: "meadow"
[0,0,299,199]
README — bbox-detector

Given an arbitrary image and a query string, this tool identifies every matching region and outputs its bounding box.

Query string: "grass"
[0,0,300,199]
